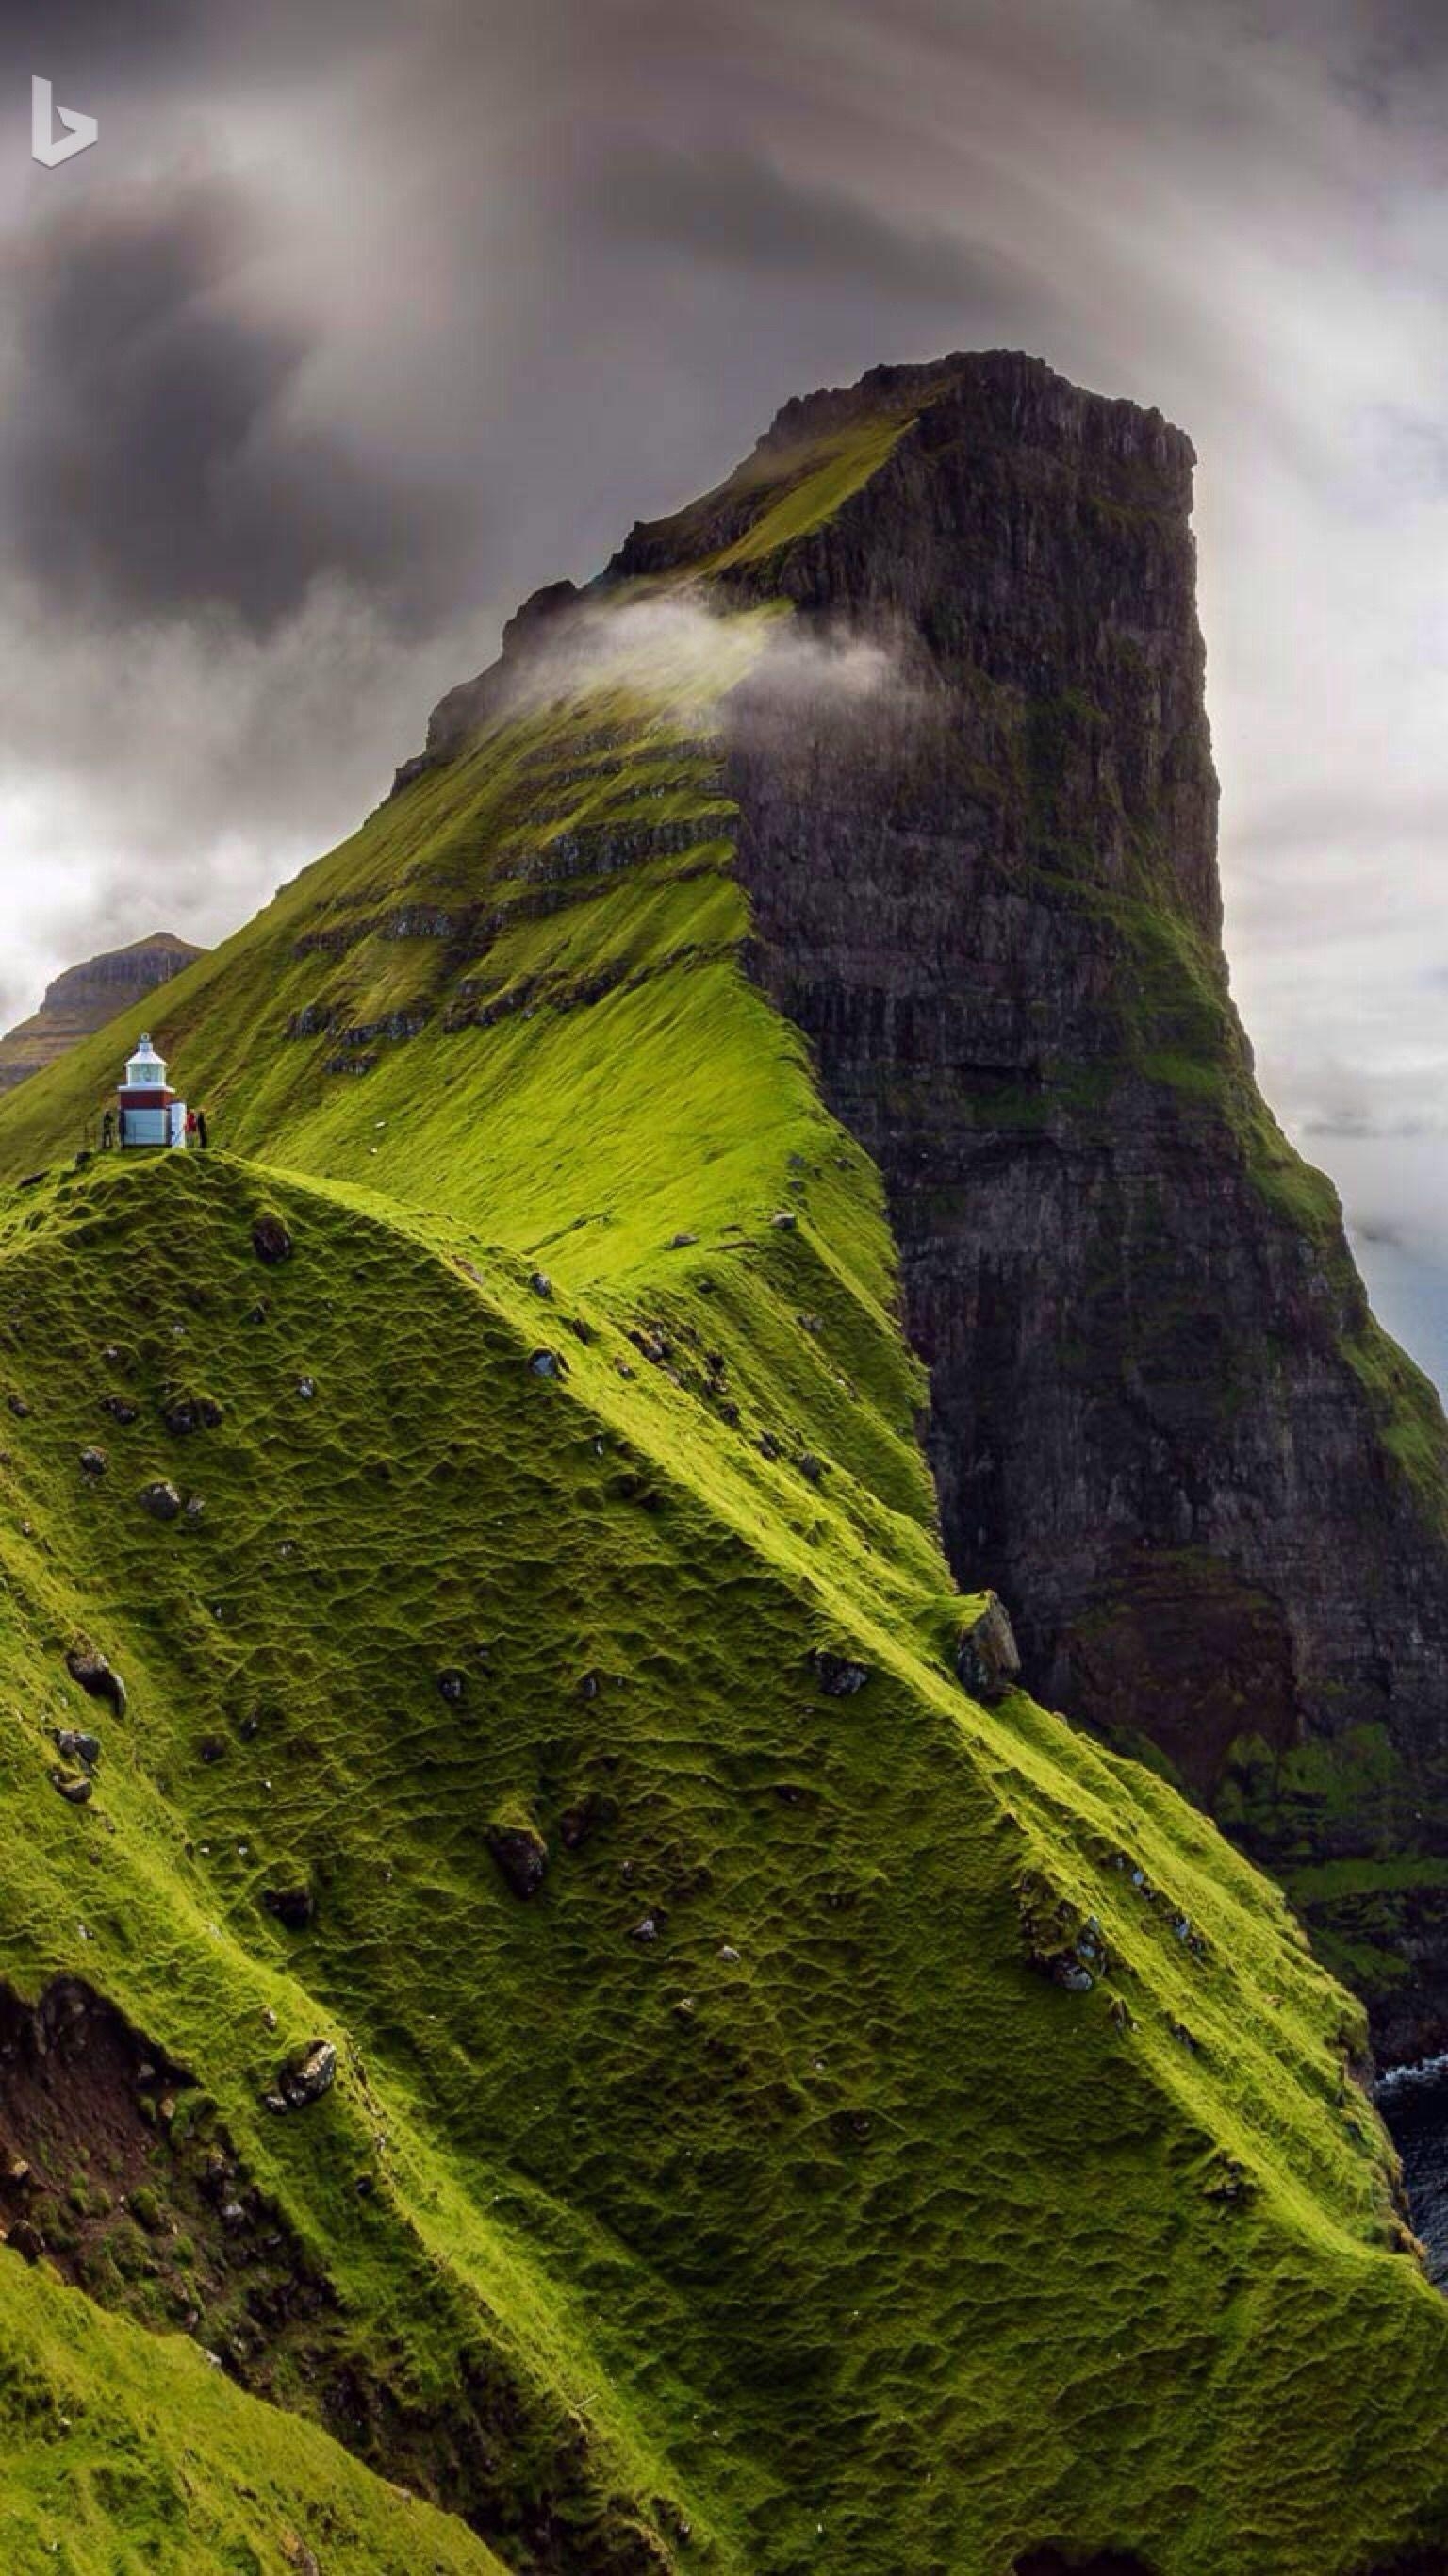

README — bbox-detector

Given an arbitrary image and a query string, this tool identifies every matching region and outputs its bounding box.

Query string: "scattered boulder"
[269,2039,337,2111]
[631,1913,663,1943]
[758,1431,781,1461]
[264,1886,316,1932]
[49,1769,92,1807]
[485,1822,549,1900]
[436,1668,468,1705]
[78,1446,107,1478]
[140,1480,184,1522]
[198,1735,227,1766]
[558,1792,615,1851]
[1203,2153,1256,2206]
[160,1391,224,1436]
[528,1270,553,1299]
[667,1231,699,1249]
[6,2218,42,2262]
[528,1347,567,1380]
[99,1395,139,1425]
[296,1376,317,1401]
[956,1593,1022,1702]
[6,1394,30,1418]
[769,1211,798,1230]
[629,1327,671,1365]
[814,1649,871,1698]
[798,1453,824,1484]
[52,1729,100,1768]
[1017,1871,1110,1994]
[66,1646,127,1716]
[252,1214,293,1265]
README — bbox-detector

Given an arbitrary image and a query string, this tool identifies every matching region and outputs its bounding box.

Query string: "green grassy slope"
[7,1148,1448,2575]
[3,401,1448,2573]
[0,2253,503,2575]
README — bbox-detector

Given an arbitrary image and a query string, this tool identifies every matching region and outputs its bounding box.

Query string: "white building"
[117,1034,187,1149]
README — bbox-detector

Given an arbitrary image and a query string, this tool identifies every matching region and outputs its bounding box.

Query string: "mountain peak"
[0,930,206,1095]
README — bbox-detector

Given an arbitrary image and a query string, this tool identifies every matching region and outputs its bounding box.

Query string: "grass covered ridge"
[3,419,1448,2571]
[5,1149,1448,2573]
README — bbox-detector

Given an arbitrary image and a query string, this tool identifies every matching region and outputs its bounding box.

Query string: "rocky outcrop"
[0,932,203,1092]
[600,353,1448,2056]
[957,1593,1023,1703]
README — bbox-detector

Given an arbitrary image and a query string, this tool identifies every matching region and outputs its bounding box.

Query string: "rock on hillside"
[0,933,204,1093]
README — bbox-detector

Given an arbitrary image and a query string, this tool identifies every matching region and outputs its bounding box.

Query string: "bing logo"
[31,74,99,169]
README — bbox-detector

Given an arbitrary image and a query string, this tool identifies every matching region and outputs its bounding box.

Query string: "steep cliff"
[0,933,205,1093]
[598,352,1448,2061]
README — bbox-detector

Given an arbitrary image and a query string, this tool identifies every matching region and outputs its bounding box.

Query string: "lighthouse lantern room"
[117,1033,188,1150]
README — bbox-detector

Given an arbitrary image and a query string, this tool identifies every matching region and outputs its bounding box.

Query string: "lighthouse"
[116,1034,188,1150]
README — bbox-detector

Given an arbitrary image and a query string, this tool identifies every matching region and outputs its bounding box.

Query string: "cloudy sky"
[2,1,1448,1354]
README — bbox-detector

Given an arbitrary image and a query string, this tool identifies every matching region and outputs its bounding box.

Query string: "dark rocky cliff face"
[0,933,204,1093]
[407,351,1448,2056]
[628,353,1448,2058]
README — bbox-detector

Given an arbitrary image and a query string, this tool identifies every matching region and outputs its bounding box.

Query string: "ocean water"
[1378,2056,1448,2285]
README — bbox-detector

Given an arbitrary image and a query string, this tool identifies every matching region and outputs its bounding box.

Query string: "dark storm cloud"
[0,0,400,84]
[0,0,194,80]
[586,142,1044,313]
[0,175,465,631]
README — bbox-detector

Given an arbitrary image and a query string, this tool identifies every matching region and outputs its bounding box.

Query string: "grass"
[7,1147,1448,2574]
[607,413,917,582]
[4,378,1448,2574]
[0,2254,502,2574]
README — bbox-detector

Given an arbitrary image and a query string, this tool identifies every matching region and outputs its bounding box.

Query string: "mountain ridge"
[4,350,1448,2570]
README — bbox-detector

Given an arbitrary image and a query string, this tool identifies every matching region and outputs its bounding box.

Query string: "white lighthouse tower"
[117,1034,187,1149]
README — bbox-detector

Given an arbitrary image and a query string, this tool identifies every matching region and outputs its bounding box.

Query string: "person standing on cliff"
[101,1109,114,1151]
[195,1108,209,1150]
